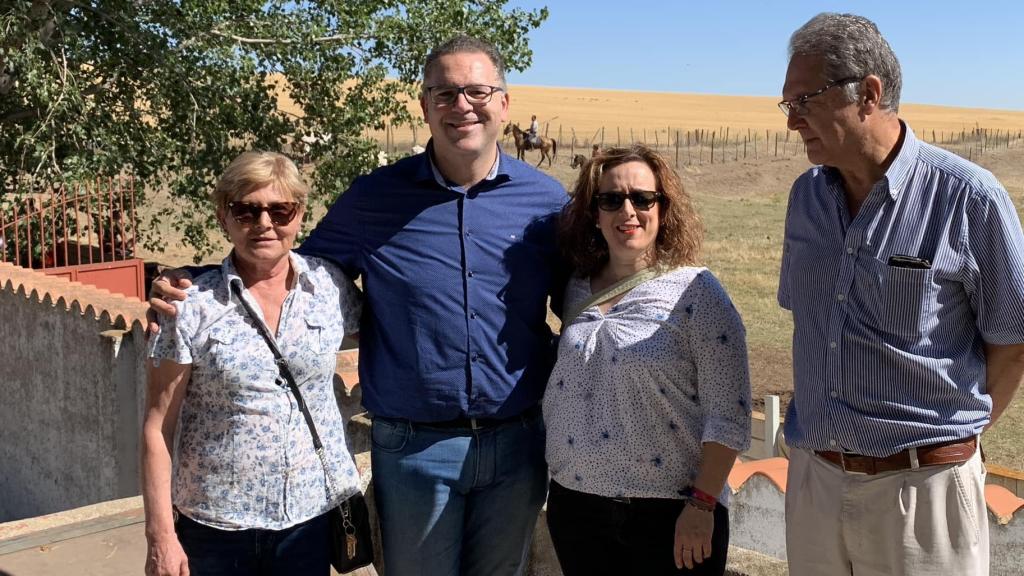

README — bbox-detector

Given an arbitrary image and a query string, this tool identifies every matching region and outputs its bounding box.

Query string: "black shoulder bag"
[230,283,374,572]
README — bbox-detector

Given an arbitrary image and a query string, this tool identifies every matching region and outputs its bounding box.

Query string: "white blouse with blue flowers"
[148,252,362,530]
[543,267,751,505]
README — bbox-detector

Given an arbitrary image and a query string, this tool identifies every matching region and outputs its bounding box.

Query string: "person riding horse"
[504,122,557,167]
[528,115,541,147]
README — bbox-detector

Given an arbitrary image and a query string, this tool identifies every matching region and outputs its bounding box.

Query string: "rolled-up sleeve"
[688,271,752,452]
[147,298,196,365]
[963,185,1024,345]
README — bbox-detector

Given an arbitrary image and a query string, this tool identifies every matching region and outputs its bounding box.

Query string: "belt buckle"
[469,418,480,431]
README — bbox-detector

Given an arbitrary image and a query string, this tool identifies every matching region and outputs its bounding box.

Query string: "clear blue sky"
[506,0,1024,111]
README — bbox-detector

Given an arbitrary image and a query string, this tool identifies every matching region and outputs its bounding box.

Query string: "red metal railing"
[1,176,137,270]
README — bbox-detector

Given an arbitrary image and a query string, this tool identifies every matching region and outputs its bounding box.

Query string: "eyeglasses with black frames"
[424,84,505,106]
[593,190,663,212]
[778,76,864,117]
[227,201,300,226]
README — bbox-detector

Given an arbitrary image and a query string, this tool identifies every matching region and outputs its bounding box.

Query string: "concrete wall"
[0,285,147,523]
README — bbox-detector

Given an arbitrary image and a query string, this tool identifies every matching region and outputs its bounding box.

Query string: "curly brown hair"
[559,143,703,278]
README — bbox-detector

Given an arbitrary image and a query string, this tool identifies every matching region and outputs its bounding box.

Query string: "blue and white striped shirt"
[778,123,1024,457]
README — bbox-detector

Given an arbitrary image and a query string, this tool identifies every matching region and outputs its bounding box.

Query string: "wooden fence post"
[764,395,781,458]
[710,131,716,164]
[675,130,680,167]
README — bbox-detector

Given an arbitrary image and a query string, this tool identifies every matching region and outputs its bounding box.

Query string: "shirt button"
[846,247,854,254]
[829,341,837,349]
[836,293,845,301]
[470,312,478,319]
[467,271,474,278]
[830,439,838,447]
[830,390,838,398]
[471,354,480,362]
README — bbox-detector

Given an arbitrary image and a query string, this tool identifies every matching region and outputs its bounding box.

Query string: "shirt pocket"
[304,319,333,355]
[865,258,938,339]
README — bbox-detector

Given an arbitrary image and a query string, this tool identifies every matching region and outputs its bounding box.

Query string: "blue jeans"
[175,511,330,576]
[371,410,548,576]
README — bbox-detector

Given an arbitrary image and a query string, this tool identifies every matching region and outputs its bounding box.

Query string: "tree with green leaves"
[0,1,547,260]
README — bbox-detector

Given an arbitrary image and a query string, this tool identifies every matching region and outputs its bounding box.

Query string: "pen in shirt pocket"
[887,254,931,270]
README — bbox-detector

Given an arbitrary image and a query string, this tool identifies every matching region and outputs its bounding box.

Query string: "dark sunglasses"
[593,190,663,212]
[226,201,300,226]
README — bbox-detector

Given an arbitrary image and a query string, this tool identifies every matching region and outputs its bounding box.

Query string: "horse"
[570,153,587,170]
[503,123,557,167]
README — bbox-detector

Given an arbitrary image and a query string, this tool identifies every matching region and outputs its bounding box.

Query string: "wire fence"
[537,124,1024,167]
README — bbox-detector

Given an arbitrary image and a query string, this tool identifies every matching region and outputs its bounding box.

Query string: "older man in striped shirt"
[776,13,1024,576]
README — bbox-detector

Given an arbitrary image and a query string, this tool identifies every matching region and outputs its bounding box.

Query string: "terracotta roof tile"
[0,262,149,329]
[334,349,360,394]
[729,457,789,493]
[985,484,1024,525]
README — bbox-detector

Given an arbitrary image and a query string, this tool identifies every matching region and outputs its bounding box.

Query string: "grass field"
[141,83,1024,469]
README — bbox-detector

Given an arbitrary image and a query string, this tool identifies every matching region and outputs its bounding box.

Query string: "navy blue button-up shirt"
[300,143,567,421]
[778,123,1024,457]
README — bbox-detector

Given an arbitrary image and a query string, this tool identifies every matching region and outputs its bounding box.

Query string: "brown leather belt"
[815,437,977,475]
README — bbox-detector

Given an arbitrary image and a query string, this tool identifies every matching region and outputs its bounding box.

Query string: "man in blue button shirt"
[151,36,566,576]
[776,13,1024,575]
[299,36,565,575]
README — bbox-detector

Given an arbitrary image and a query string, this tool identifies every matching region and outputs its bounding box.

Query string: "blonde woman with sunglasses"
[141,151,363,576]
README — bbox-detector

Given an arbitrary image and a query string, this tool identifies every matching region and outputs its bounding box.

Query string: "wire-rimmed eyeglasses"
[778,77,864,117]
[423,84,505,106]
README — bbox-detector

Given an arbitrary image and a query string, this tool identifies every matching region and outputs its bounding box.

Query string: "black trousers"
[546,480,729,576]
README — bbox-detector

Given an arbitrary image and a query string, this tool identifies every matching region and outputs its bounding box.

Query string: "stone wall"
[0,264,149,523]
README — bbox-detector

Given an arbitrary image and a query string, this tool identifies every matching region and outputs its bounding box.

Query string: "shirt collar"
[418,139,504,192]
[880,120,919,200]
[222,250,315,295]
[820,120,919,201]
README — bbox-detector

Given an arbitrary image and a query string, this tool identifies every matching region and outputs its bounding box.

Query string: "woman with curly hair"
[543,144,751,575]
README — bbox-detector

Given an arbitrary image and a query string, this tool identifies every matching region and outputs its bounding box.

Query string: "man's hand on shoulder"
[146,268,194,336]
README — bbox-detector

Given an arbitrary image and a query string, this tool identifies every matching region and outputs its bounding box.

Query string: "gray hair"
[789,13,902,113]
[422,35,507,89]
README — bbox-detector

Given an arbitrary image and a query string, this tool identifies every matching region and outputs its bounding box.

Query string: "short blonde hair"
[212,151,309,210]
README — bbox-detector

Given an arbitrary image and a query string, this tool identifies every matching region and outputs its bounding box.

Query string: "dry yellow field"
[363,83,1024,147]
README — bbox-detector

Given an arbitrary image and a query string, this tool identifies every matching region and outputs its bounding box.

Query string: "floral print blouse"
[148,252,362,530]
[543,267,751,505]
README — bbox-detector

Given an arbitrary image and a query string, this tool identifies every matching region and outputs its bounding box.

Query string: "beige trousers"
[785,447,988,576]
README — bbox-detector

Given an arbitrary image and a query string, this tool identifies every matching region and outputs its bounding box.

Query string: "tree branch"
[209,30,358,45]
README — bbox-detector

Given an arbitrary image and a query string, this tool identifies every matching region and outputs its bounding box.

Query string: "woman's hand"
[145,535,190,576]
[673,503,714,570]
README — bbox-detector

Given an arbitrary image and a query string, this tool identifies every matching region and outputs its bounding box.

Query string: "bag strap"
[229,281,341,500]
[564,266,672,323]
